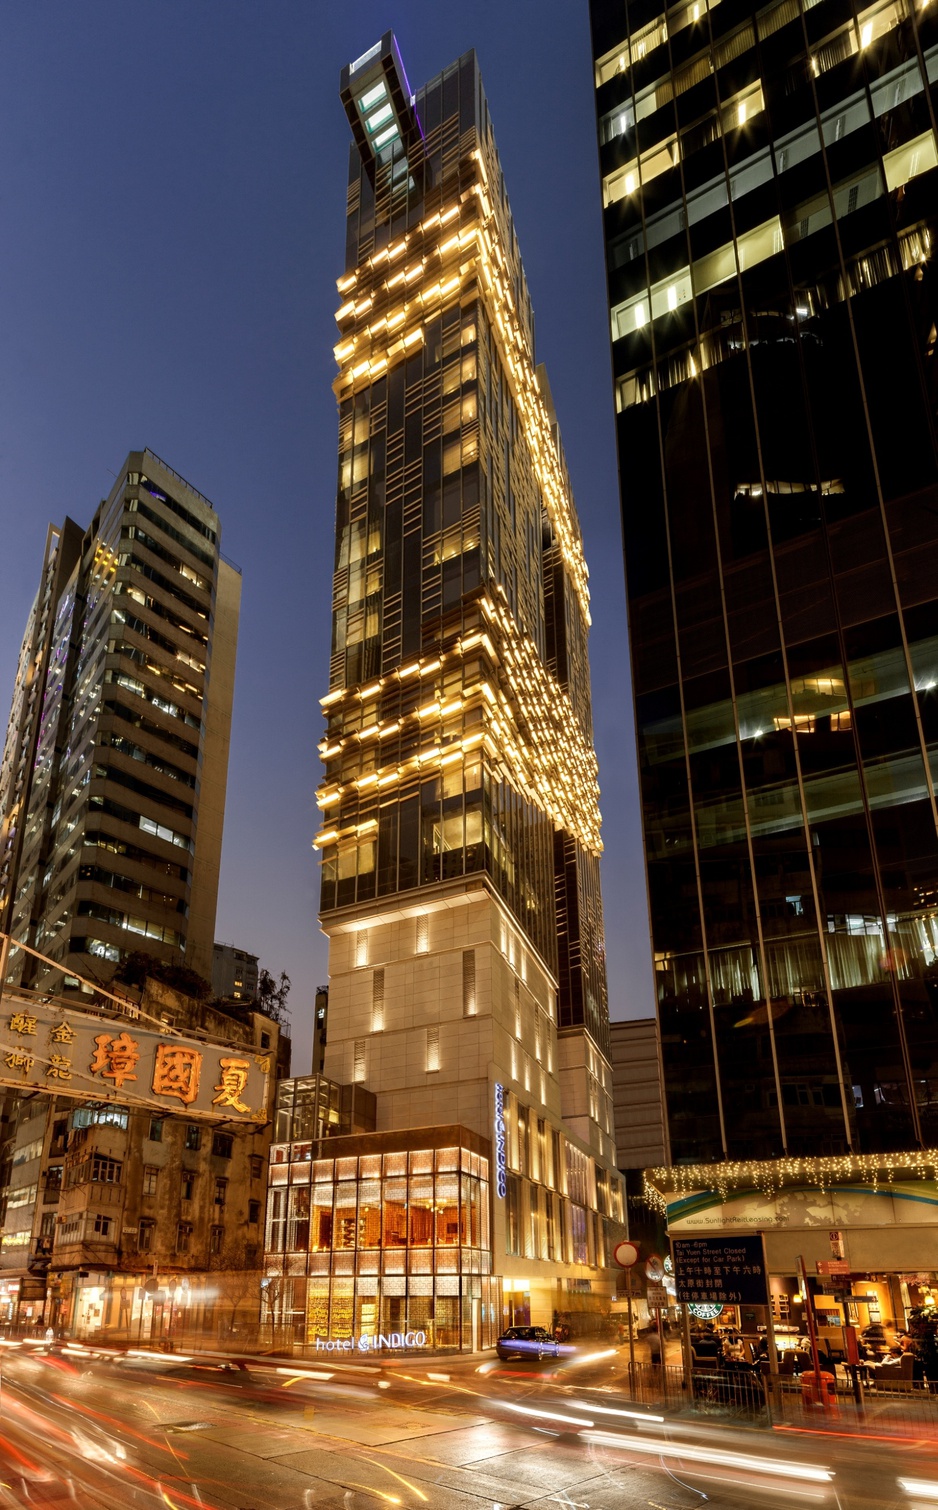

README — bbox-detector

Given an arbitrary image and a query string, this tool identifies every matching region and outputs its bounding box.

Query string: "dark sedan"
[496,1325,560,1361]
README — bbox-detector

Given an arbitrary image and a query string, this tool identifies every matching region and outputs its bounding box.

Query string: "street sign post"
[613,1240,640,1268]
[613,1240,640,1375]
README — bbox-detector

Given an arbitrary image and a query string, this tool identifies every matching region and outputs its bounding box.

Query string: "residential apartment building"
[0,978,289,1339]
[0,450,248,1327]
[265,35,624,1353]
[0,520,84,938]
[590,0,938,1161]
[0,448,240,992]
[212,942,259,1004]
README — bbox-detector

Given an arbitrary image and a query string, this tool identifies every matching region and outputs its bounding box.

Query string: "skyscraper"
[267,36,623,1349]
[590,0,938,1162]
[0,449,240,991]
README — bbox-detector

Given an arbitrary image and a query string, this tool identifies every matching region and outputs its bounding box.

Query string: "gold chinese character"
[152,1044,202,1106]
[49,1020,77,1045]
[212,1057,251,1114]
[9,1012,37,1036]
[90,1030,139,1089]
[4,1050,35,1076]
[46,1054,72,1081]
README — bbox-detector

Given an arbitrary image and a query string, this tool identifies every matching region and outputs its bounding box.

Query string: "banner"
[0,994,270,1123]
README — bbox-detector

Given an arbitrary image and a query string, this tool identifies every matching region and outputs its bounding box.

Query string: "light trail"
[899,1479,938,1501]
[569,1399,664,1424]
[499,1401,595,1428]
[582,1430,834,1483]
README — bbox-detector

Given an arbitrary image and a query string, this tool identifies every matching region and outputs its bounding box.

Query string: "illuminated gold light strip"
[330,169,590,620]
[315,600,602,853]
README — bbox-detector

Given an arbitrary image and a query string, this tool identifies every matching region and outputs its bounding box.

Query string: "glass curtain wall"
[591,0,938,1158]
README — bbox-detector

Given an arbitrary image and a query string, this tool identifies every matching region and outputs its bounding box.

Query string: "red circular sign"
[644,1253,665,1283]
[613,1240,640,1269]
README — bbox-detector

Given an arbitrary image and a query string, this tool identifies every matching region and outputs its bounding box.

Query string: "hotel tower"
[266,36,624,1352]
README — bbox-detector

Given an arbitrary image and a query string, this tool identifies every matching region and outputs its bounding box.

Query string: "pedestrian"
[648,1322,662,1365]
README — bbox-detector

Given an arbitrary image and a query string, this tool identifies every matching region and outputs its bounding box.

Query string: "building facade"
[0,520,84,939]
[590,0,938,1161]
[609,1018,668,1172]
[0,977,288,1340]
[264,36,624,1352]
[0,448,240,992]
[212,942,259,1004]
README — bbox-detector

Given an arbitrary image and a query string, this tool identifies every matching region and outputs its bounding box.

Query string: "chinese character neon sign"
[494,1082,507,1198]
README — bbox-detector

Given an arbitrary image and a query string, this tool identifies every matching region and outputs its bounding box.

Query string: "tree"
[908,1301,938,1384]
[254,968,291,1026]
[208,1233,264,1340]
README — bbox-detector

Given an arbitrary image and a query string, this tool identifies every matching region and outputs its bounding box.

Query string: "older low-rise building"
[0,976,289,1342]
[212,942,259,1005]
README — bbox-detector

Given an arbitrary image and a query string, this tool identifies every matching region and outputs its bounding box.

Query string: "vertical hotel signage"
[494,1083,507,1197]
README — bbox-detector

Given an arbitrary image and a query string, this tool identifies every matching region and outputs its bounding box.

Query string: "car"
[496,1326,560,1361]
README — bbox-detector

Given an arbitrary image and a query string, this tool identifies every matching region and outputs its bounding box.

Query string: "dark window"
[184,1124,201,1151]
[249,1155,263,1180]
[142,1166,158,1196]
[138,1219,155,1252]
[214,1178,227,1207]
[209,1225,224,1255]
[260,1032,270,1050]
[93,1214,111,1236]
[148,1117,163,1142]
[176,1223,192,1254]
[212,1133,233,1159]
[91,1155,121,1184]
[248,1200,261,1224]
[181,1172,195,1202]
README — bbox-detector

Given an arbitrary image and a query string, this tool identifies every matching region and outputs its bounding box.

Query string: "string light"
[643,1150,938,1213]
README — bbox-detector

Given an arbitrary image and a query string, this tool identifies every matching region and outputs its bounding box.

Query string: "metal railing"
[613,1360,938,1439]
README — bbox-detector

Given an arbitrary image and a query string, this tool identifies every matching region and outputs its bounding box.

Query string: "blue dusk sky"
[0,2,654,1071]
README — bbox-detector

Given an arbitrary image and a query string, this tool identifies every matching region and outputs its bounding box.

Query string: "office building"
[590,0,938,1162]
[264,35,624,1351]
[212,942,259,1004]
[609,1018,667,1172]
[0,449,240,991]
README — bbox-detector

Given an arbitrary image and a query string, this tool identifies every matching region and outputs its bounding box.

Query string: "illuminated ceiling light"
[357,82,387,112]
[364,102,394,133]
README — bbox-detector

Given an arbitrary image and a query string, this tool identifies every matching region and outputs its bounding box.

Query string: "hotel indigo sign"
[315,1332,428,1352]
[494,1082,507,1197]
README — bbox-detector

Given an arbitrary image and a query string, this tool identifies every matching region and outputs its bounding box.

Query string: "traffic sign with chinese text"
[672,1235,769,1305]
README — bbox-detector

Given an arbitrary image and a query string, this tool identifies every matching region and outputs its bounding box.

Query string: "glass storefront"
[267,1138,499,1350]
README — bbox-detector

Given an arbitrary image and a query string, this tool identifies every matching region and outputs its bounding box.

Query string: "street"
[0,1343,934,1508]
